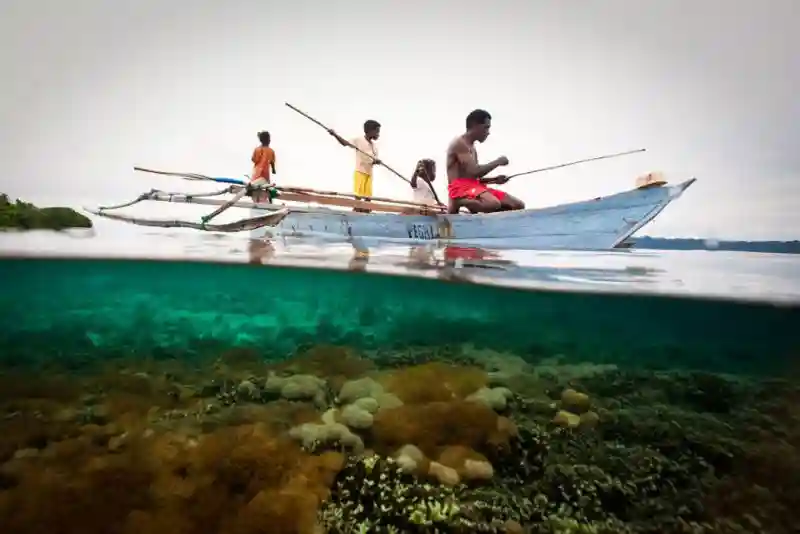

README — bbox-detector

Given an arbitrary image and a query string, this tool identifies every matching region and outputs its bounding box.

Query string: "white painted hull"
[247,179,696,250]
[87,179,695,250]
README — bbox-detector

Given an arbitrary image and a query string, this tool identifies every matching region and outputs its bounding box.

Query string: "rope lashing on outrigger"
[200,182,279,224]
[84,206,288,232]
[95,186,237,211]
[85,184,288,232]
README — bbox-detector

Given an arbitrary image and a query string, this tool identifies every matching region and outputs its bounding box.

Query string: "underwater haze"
[0,229,799,534]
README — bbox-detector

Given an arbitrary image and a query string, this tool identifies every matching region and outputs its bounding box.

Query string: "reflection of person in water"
[438,246,505,282]
[349,247,370,271]
[437,263,472,283]
[408,245,436,267]
[443,246,496,262]
[248,239,275,265]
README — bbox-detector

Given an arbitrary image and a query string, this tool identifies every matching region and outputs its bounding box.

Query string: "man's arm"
[451,139,507,178]
[270,150,277,175]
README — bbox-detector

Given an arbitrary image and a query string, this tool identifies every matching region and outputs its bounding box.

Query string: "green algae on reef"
[0,194,92,230]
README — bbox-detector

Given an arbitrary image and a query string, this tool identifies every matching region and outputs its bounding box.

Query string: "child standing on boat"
[328,120,382,213]
[250,131,276,203]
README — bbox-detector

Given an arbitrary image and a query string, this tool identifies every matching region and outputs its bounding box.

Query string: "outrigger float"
[85,168,696,250]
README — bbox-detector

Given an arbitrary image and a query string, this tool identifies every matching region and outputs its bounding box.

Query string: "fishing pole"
[507,148,647,179]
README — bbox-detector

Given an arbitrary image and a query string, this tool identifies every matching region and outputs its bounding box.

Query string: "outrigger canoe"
[85,168,696,250]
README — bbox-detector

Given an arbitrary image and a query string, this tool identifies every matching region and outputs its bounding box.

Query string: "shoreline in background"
[633,237,800,254]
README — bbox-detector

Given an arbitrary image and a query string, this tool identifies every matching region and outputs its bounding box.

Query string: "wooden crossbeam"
[275,185,443,211]
[275,191,441,215]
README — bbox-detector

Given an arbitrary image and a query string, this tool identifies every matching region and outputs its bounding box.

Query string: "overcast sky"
[1,0,797,240]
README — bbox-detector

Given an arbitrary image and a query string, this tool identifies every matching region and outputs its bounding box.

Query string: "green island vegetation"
[0,193,92,230]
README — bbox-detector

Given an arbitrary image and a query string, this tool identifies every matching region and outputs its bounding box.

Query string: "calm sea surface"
[1,220,798,303]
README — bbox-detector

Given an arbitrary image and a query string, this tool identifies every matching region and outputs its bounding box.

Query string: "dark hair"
[414,158,436,181]
[363,120,381,133]
[465,109,491,129]
[257,131,271,145]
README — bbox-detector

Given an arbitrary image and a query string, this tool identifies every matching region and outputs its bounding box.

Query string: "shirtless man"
[446,109,525,214]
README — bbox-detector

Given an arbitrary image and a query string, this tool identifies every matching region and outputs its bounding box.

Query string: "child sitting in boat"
[410,158,441,208]
[250,130,276,203]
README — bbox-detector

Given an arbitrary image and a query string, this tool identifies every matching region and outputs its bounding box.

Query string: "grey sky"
[1,0,797,239]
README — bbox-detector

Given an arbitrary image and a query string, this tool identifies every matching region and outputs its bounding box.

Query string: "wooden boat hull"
[249,178,696,250]
[85,177,695,250]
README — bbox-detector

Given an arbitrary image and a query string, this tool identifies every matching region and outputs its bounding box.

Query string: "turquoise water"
[1,230,799,533]
[0,257,797,376]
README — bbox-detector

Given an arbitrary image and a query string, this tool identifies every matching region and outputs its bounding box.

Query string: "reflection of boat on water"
[87,167,697,251]
[247,239,276,265]
[443,246,498,262]
[247,238,662,290]
[404,245,515,272]
[402,244,665,288]
[348,247,370,271]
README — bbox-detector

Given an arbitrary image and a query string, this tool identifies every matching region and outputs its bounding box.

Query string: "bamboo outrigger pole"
[131,167,443,217]
[132,167,440,211]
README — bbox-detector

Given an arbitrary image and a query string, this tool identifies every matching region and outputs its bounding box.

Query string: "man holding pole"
[329,120,382,213]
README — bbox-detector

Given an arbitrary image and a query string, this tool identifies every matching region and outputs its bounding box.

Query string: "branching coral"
[318,454,472,533]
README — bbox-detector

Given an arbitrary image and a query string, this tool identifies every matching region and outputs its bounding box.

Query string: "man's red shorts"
[448,178,506,201]
[444,246,490,261]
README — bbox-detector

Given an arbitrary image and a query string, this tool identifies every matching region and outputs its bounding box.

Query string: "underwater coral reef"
[0,344,798,533]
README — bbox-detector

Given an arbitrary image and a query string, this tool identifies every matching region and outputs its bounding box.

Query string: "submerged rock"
[466,386,514,411]
[264,372,328,409]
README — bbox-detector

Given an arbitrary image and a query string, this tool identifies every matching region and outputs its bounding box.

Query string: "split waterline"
[0,251,798,533]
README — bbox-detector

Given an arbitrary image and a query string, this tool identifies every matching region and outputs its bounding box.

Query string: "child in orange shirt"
[250,131,276,203]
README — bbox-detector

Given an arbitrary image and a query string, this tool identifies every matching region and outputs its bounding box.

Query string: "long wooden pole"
[284,102,412,185]
[285,102,447,208]
[507,148,646,179]
[276,185,440,210]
